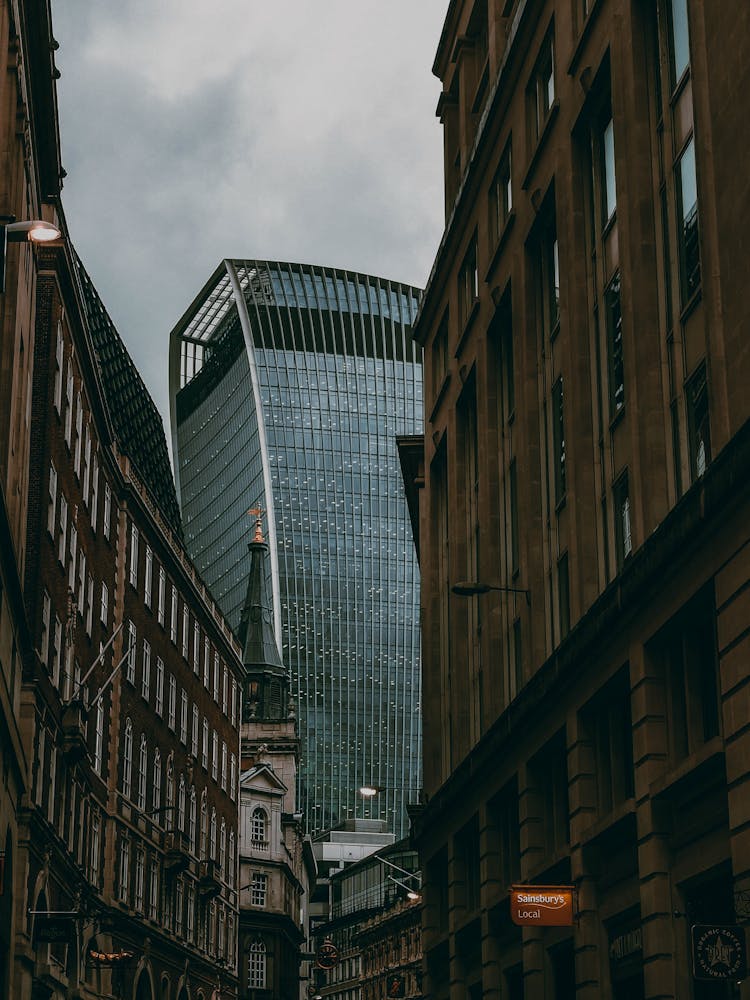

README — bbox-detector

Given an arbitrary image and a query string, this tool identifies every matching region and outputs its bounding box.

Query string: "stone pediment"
[239,762,288,797]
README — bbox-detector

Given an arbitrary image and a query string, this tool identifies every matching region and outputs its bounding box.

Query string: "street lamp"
[452,581,530,605]
[1,217,62,291]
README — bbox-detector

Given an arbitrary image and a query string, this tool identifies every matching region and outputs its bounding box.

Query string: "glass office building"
[169,260,422,836]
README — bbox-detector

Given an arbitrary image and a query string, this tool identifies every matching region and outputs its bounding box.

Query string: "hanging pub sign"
[315,938,340,970]
[510,885,575,926]
[33,914,76,945]
[386,973,406,997]
[692,924,747,981]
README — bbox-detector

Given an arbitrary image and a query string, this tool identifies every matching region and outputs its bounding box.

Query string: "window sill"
[429,373,452,425]
[567,0,603,77]
[608,403,625,434]
[649,736,724,803]
[522,101,559,193]
[578,797,636,848]
[484,211,516,283]
[454,299,480,360]
[679,283,702,325]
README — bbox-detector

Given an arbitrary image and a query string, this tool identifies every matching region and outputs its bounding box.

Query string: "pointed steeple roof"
[240,510,284,673]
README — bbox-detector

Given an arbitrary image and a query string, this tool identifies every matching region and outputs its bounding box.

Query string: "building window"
[189,787,197,853]
[47,462,57,536]
[677,137,700,303]
[58,494,68,565]
[54,323,63,412]
[458,236,478,329]
[166,759,175,831]
[552,377,566,503]
[605,273,624,415]
[134,847,145,912]
[228,831,235,888]
[431,311,449,401]
[68,524,77,591]
[122,719,133,799]
[118,836,130,903]
[250,873,268,908]
[222,666,228,714]
[178,776,186,831]
[91,454,99,532]
[145,545,153,607]
[584,670,634,817]
[137,735,148,810]
[40,591,51,667]
[52,617,62,687]
[687,364,710,480]
[187,883,195,942]
[204,637,211,689]
[489,141,512,247]
[149,859,159,920]
[182,606,190,659]
[248,938,266,988]
[192,705,199,757]
[141,640,151,700]
[668,0,690,85]
[539,224,560,338]
[193,621,200,674]
[530,31,555,141]
[600,116,617,224]
[83,428,92,504]
[230,753,237,802]
[221,742,227,791]
[213,652,220,702]
[614,472,632,568]
[219,819,226,876]
[175,877,184,937]
[64,360,73,445]
[557,552,570,640]
[100,582,109,626]
[126,622,136,684]
[170,585,178,642]
[251,808,268,844]
[152,748,162,814]
[532,732,569,856]
[200,794,208,860]
[158,567,166,626]
[94,697,105,774]
[90,810,100,885]
[168,675,177,730]
[212,731,218,781]
[155,657,164,716]
[202,719,209,769]
[231,679,237,727]
[74,394,83,475]
[103,481,111,540]
[180,690,188,744]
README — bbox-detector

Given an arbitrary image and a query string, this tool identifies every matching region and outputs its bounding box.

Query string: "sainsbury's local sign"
[510,886,575,926]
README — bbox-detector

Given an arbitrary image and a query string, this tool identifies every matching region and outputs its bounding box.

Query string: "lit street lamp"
[1,217,62,291]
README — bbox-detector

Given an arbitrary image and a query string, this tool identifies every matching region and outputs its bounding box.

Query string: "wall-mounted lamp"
[1,217,62,292]
[452,581,530,606]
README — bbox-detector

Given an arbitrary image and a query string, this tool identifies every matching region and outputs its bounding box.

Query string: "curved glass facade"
[170,261,422,836]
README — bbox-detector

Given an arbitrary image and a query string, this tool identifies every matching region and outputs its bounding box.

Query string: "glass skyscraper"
[168,260,422,836]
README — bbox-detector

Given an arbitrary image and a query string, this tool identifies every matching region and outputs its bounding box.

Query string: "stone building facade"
[358,897,422,1000]
[15,240,244,1000]
[0,0,62,995]
[411,0,750,998]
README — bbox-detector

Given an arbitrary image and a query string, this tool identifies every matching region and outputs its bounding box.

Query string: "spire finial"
[247,506,265,544]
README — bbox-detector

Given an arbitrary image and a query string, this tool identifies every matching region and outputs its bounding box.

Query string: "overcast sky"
[52,1,446,427]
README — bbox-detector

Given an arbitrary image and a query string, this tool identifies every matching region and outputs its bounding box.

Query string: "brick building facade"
[411,0,750,998]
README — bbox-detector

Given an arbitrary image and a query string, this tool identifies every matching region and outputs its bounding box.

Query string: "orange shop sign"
[510,885,575,926]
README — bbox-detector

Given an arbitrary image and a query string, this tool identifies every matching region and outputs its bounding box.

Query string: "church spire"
[238,509,287,721]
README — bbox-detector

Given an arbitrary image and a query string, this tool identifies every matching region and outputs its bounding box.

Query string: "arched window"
[228,831,235,888]
[178,776,186,831]
[248,938,266,988]
[189,787,197,853]
[219,819,226,877]
[137,735,148,810]
[152,749,161,813]
[251,807,267,844]
[210,808,217,860]
[200,792,208,859]
[122,719,133,798]
[166,757,174,831]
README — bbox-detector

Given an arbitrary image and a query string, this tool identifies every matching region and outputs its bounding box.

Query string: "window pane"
[603,118,616,220]
[669,0,690,84]
[678,139,700,301]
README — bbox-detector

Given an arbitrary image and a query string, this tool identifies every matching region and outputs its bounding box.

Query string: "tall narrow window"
[605,273,624,415]
[122,719,133,798]
[228,831,236,888]
[552,378,567,503]
[213,652,220,702]
[155,657,164,716]
[94,698,105,774]
[152,748,162,814]
[134,848,145,912]
[178,776,186,831]
[250,873,268,908]
[489,141,513,247]
[137,735,148,810]
[677,138,700,303]
[90,454,99,532]
[458,236,478,329]
[182,606,190,659]
[47,462,57,535]
[249,939,266,988]
[119,836,130,902]
[144,545,153,607]
[129,522,139,588]
[168,675,177,730]
[212,731,218,781]
[189,787,197,853]
[74,395,83,475]
[126,622,137,684]
[251,808,267,844]
[64,361,73,446]
[141,640,151,700]
[668,0,690,84]
[202,719,209,769]
[58,494,68,564]
[614,472,632,568]
[41,591,51,667]
[193,620,200,673]
[158,567,166,626]
[103,481,111,540]
[149,859,159,920]
[53,323,63,413]
[170,585,178,642]
[601,117,617,223]
[83,428,91,503]
[192,705,199,758]
[180,690,188,744]
[687,364,710,480]
[530,33,555,141]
